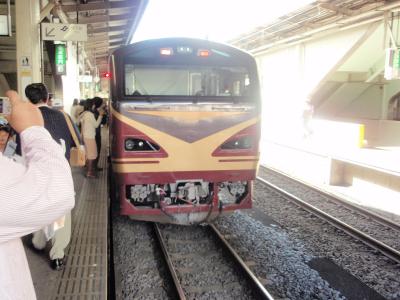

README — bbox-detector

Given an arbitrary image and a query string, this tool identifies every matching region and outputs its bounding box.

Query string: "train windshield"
[124,64,254,98]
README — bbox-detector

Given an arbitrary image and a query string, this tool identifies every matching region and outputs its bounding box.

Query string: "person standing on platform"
[70,98,80,125]
[80,98,104,178]
[302,100,314,139]
[93,96,105,171]
[0,90,74,300]
[23,83,77,270]
[0,118,11,153]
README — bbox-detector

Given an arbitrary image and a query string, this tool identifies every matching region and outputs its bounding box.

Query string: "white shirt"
[70,105,79,124]
[80,111,102,139]
[0,126,75,299]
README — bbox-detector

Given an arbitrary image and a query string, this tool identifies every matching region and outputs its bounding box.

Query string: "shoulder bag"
[63,112,86,167]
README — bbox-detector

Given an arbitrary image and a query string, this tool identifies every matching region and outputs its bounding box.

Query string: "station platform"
[23,142,109,299]
[261,138,400,222]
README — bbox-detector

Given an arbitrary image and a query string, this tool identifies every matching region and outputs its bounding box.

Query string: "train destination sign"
[41,23,87,42]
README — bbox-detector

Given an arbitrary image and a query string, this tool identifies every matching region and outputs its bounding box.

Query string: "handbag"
[63,112,86,167]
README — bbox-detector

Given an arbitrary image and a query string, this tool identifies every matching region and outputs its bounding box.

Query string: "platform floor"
[24,144,108,300]
[262,138,400,174]
[261,139,400,223]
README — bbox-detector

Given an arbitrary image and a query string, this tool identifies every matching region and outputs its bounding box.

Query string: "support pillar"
[62,41,80,114]
[15,0,41,99]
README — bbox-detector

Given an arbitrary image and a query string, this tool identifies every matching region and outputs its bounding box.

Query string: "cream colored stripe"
[112,160,259,173]
[112,108,260,172]
[128,110,245,121]
[112,155,259,162]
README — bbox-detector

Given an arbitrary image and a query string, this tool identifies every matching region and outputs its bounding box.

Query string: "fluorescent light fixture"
[0,15,9,36]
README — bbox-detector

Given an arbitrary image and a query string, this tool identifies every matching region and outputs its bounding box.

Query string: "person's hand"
[99,109,105,116]
[6,90,44,133]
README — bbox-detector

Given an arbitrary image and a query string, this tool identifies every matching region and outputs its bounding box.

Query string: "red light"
[103,72,111,78]
[198,49,210,57]
[160,48,173,56]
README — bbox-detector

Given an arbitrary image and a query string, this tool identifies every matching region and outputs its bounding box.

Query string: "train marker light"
[198,49,210,57]
[160,48,173,56]
[177,46,192,54]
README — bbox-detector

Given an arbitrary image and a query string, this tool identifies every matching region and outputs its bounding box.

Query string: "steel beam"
[0,52,16,60]
[320,3,354,16]
[108,33,125,40]
[89,25,126,34]
[40,2,55,22]
[61,1,136,13]
[0,36,16,45]
[0,61,16,73]
[109,41,123,47]
[76,13,132,24]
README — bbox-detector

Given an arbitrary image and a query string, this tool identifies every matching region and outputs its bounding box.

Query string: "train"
[109,37,261,224]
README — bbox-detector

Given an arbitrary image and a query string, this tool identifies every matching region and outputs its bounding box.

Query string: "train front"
[110,38,261,225]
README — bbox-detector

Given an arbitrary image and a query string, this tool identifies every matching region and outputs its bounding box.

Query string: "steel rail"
[256,176,400,265]
[209,224,275,300]
[262,165,400,232]
[153,223,187,300]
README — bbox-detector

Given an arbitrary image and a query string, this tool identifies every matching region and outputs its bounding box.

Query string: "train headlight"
[125,139,136,151]
[221,136,253,150]
[124,138,160,151]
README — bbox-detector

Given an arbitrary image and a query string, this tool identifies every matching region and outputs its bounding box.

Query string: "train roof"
[111,37,254,60]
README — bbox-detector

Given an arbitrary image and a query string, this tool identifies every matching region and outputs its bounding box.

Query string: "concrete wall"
[334,84,383,119]
[255,20,400,152]
[383,79,400,119]
[256,24,372,142]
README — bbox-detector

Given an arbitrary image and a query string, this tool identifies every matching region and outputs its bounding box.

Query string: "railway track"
[256,168,400,265]
[154,223,275,300]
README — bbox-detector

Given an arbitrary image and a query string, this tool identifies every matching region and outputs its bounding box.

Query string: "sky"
[132,0,314,43]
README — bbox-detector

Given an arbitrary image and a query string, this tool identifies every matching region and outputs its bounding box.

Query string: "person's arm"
[90,112,103,128]
[0,127,74,243]
[0,90,74,244]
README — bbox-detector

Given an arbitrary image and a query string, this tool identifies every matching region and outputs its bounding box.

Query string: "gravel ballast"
[158,224,256,299]
[215,212,345,299]
[112,215,174,299]
[251,180,400,299]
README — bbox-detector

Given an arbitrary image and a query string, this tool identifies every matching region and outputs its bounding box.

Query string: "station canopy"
[230,0,400,54]
[59,0,148,73]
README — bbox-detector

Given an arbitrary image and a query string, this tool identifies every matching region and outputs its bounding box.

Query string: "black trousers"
[95,130,101,157]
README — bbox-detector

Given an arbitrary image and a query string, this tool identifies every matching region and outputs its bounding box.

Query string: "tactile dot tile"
[49,135,108,300]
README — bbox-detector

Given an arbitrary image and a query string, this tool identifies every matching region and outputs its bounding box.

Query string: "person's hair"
[0,119,11,134]
[83,98,94,112]
[0,125,10,133]
[79,99,85,106]
[25,83,48,104]
[73,98,78,106]
[93,96,103,108]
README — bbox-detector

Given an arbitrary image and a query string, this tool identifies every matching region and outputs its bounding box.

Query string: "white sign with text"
[41,23,87,42]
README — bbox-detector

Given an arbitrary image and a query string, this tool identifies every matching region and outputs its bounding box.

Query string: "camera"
[0,97,11,115]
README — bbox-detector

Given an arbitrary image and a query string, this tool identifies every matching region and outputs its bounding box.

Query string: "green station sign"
[55,44,66,75]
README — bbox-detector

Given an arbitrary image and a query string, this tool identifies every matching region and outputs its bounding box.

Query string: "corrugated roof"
[60,0,148,72]
[0,0,148,74]
[230,0,400,54]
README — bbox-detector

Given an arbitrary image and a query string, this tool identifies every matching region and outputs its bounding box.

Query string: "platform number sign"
[55,44,66,75]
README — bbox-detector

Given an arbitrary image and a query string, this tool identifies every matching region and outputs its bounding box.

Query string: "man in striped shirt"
[0,90,75,299]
